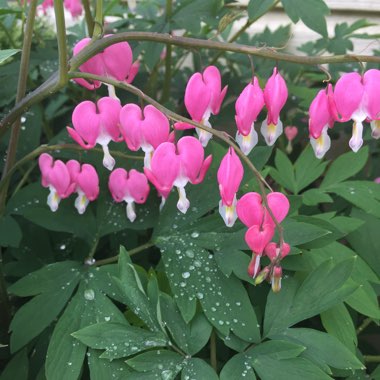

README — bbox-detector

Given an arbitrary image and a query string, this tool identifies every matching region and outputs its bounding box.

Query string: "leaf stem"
[356,318,373,335]
[210,329,217,372]
[364,355,380,363]
[94,241,154,266]
[53,0,68,87]
[92,0,103,39]
[82,0,95,36]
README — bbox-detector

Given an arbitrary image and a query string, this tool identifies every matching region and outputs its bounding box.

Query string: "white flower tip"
[196,128,212,147]
[219,199,237,228]
[47,189,60,212]
[126,202,137,223]
[349,121,363,153]
[75,193,89,215]
[260,119,283,147]
[236,124,258,156]
[310,126,331,159]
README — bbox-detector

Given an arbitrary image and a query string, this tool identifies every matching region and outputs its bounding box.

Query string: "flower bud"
[254,266,270,285]
[271,266,283,293]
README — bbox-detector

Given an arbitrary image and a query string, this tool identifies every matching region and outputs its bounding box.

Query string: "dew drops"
[185,249,194,258]
[84,289,95,300]
[191,231,199,238]
[196,292,204,299]
[182,272,190,279]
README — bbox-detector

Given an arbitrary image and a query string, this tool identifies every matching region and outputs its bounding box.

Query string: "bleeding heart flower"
[217,147,244,227]
[66,160,99,214]
[144,136,212,213]
[108,168,150,222]
[119,103,172,168]
[64,0,82,17]
[67,97,122,171]
[235,77,265,155]
[264,242,291,262]
[72,35,138,96]
[261,68,288,146]
[38,153,76,212]
[284,125,298,154]
[174,66,228,146]
[308,84,336,159]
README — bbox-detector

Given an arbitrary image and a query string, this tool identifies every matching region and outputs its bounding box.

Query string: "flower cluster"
[308,69,380,158]
[236,192,290,292]
[39,0,83,18]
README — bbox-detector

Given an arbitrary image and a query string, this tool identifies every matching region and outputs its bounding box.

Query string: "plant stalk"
[210,329,217,372]
[53,0,68,86]
[161,0,173,103]
[82,0,95,36]
[92,0,103,39]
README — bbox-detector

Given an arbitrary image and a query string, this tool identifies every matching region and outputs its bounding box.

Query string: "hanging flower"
[260,68,288,146]
[108,168,150,222]
[174,66,227,146]
[67,97,122,171]
[235,77,265,155]
[217,147,244,227]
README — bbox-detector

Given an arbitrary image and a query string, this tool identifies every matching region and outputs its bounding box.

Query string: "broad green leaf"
[294,146,328,193]
[328,181,380,218]
[248,0,276,20]
[45,279,127,380]
[160,294,212,355]
[181,358,218,380]
[270,149,296,192]
[72,322,167,360]
[347,209,380,277]
[220,353,256,380]
[276,328,364,371]
[302,189,333,206]
[321,147,368,188]
[8,261,81,296]
[126,350,183,374]
[0,49,20,64]
[252,356,332,380]
[248,340,305,360]
[158,238,261,342]
[113,247,162,331]
[345,281,380,319]
[281,0,329,37]
[282,219,331,246]
[87,349,132,380]
[321,303,357,353]
[0,348,28,380]
[264,259,357,336]
[0,215,22,247]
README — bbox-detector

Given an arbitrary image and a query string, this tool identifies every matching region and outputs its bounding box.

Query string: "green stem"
[356,318,373,335]
[2,31,380,133]
[161,0,172,103]
[0,143,143,196]
[69,72,285,254]
[364,355,380,363]
[94,241,154,266]
[12,162,36,196]
[210,329,217,372]
[92,0,103,39]
[53,0,68,87]
[0,0,38,214]
[82,0,95,36]
[0,248,11,344]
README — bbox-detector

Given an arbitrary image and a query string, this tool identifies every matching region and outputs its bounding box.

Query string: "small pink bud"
[374,177,380,184]
[271,266,283,292]
[284,126,298,141]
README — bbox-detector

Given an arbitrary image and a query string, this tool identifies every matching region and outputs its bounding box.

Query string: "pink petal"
[98,97,122,142]
[173,122,195,130]
[284,126,298,141]
[203,66,226,115]
[119,103,144,151]
[308,89,334,139]
[76,164,99,201]
[235,77,264,136]
[217,148,244,206]
[38,153,53,187]
[71,100,101,147]
[192,154,212,185]
[236,192,264,227]
[363,69,380,120]
[126,60,140,84]
[184,72,211,122]
[49,160,72,198]
[264,192,290,226]
[141,105,170,149]
[109,168,129,202]
[127,169,150,204]
[103,39,133,81]
[245,224,275,255]
[334,72,364,121]
[264,68,288,125]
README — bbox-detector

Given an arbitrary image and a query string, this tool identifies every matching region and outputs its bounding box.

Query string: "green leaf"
[160,294,212,355]
[220,353,256,380]
[72,322,167,360]
[8,261,81,296]
[248,340,305,360]
[0,215,22,247]
[302,189,333,206]
[0,349,28,380]
[45,279,127,380]
[328,181,380,218]
[87,349,132,380]
[248,0,276,20]
[321,147,368,188]
[321,303,357,353]
[294,146,328,193]
[281,0,329,37]
[347,209,380,277]
[127,350,183,374]
[181,358,218,380]
[270,149,296,192]
[264,259,357,336]
[276,328,364,371]
[113,247,162,331]
[0,49,20,64]
[345,281,380,319]
[252,356,332,380]
[282,219,331,246]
